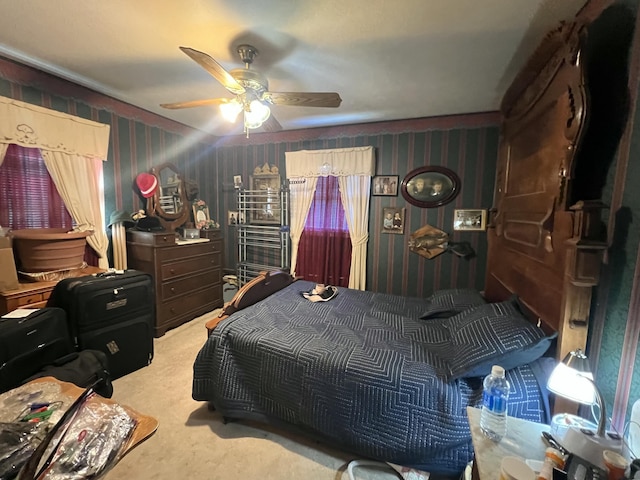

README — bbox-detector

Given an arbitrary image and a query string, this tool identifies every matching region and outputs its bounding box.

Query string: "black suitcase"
[0,308,75,393]
[49,270,154,379]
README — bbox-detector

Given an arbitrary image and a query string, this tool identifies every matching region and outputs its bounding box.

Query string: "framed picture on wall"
[372,175,399,196]
[453,209,487,231]
[400,166,460,208]
[382,207,405,234]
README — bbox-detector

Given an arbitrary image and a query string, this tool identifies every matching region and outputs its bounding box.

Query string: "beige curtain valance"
[0,95,110,159]
[285,146,375,178]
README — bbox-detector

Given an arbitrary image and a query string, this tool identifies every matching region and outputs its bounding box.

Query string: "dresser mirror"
[146,162,189,231]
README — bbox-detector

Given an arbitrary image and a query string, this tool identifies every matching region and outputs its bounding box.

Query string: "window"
[0,144,72,230]
[296,175,352,286]
[0,144,98,266]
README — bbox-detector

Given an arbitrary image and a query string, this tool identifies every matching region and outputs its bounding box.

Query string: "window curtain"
[296,176,352,287]
[0,96,111,268]
[337,174,371,289]
[288,177,318,278]
[285,146,375,290]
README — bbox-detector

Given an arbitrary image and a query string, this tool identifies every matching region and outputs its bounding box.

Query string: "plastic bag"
[17,386,137,480]
[36,399,137,479]
[0,422,47,480]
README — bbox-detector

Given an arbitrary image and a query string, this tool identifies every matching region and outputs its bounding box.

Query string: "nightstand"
[467,406,549,479]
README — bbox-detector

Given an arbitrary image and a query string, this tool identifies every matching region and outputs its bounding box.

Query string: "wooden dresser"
[0,266,104,316]
[126,230,223,337]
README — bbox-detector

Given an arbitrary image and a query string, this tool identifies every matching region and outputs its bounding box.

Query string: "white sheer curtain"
[288,177,318,278]
[0,144,8,167]
[337,175,372,289]
[0,96,111,268]
[285,146,375,290]
[41,152,108,267]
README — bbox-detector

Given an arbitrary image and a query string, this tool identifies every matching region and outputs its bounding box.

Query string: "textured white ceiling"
[0,0,587,136]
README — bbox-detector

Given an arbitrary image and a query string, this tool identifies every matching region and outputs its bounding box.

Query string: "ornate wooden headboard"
[484,20,607,371]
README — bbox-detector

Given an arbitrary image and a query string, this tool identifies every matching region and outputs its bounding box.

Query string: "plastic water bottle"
[480,364,510,441]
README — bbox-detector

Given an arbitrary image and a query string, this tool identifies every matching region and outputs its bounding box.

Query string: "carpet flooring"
[104,308,401,480]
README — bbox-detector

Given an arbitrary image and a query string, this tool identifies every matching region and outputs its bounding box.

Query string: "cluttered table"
[467,406,549,480]
[0,376,158,478]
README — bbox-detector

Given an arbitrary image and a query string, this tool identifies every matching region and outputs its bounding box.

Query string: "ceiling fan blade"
[262,114,283,132]
[160,98,230,109]
[264,91,342,108]
[179,46,245,95]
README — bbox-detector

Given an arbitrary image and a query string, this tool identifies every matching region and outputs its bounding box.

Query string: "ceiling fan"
[161,44,342,136]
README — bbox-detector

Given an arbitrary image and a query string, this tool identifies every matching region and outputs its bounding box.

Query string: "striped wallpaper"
[0,56,498,298]
[213,127,499,298]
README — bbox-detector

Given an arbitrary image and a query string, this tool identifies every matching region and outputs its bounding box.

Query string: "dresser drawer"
[1,292,48,314]
[161,268,221,301]
[160,252,221,280]
[157,285,222,325]
[127,230,177,246]
[19,292,47,306]
[157,240,222,262]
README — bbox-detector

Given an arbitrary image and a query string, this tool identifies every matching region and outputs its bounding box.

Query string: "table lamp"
[547,349,623,469]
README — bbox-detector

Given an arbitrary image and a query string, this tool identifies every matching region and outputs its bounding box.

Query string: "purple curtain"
[296,176,351,287]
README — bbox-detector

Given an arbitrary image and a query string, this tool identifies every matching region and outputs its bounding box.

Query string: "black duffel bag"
[24,350,114,398]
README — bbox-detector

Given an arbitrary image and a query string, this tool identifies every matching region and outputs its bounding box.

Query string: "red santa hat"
[135,172,158,198]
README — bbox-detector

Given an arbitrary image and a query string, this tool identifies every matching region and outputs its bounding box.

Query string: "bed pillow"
[444,299,556,380]
[420,288,487,319]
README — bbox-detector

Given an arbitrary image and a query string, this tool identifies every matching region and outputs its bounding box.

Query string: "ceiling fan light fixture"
[220,99,242,123]
[244,100,271,129]
[163,43,340,137]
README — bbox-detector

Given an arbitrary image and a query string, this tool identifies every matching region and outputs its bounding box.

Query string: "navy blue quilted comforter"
[192,281,549,475]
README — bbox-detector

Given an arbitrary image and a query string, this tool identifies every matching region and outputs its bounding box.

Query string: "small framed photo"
[382,207,405,234]
[372,175,399,196]
[192,200,210,228]
[228,211,243,225]
[453,209,487,231]
[233,175,243,189]
[401,166,460,208]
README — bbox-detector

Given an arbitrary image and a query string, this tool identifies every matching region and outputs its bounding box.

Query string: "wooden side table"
[467,406,549,479]
[0,266,104,315]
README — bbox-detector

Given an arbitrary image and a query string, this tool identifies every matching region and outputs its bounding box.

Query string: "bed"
[194,278,555,474]
[192,18,606,477]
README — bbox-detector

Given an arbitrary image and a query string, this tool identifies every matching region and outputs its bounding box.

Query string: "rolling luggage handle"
[95,269,126,278]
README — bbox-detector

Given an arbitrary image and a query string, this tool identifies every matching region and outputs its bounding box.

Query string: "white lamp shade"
[220,99,242,122]
[244,100,270,128]
[547,362,596,405]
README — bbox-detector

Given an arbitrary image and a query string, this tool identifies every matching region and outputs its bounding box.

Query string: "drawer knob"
[170,307,176,314]
[169,268,175,274]
[163,236,167,241]
[170,287,175,293]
